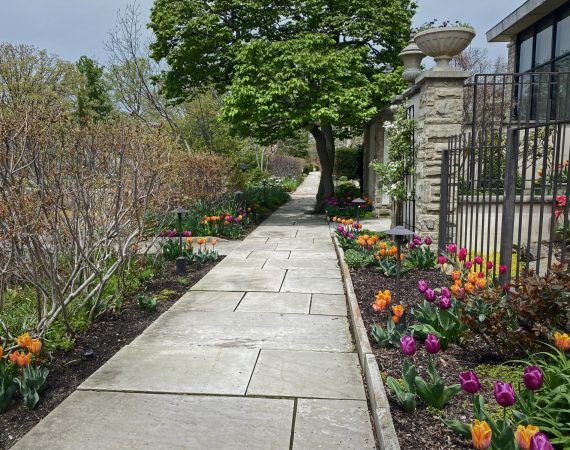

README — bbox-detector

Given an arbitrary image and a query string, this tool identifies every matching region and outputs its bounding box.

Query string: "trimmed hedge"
[334,146,363,181]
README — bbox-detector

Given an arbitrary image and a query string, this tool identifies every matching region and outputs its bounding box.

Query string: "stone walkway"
[14,173,375,450]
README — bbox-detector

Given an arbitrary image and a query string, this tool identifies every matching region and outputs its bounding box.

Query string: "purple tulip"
[418,280,428,293]
[400,335,416,356]
[440,287,451,298]
[459,371,481,394]
[424,288,436,302]
[523,366,544,391]
[424,236,433,245]
[530,433,554,450]
[438,255,447,265]
[348,233,355,239]
[474,255,483,265]
[494,381,515,407]
[439,296,451,309]
[424,334,440,354]
[458,248,468,261]
[464,261,473,270]
[337,226,343,232]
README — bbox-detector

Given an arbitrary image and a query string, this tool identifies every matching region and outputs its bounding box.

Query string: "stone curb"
[332,233,401,450]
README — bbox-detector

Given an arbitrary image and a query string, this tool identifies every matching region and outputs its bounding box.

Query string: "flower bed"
[333,226,569,450]
[0,258,221,448]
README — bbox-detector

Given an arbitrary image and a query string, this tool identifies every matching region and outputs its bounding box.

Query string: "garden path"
[14,172,376,450]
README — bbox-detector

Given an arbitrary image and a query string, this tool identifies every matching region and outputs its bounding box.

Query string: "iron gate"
[438,71,570,280]
[402,104,416,231]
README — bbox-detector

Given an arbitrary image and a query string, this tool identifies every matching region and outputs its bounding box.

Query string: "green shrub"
[334,146,363,181]
[344,249,375,268]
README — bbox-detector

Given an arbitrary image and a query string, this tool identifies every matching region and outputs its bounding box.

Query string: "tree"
[149,0,415,207]
[76,56,113,122]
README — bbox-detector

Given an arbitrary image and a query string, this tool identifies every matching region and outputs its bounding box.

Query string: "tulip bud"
[459,371,481,394]
[474,255,483,265]
[494,381,515,407]
[486,261,493,270]
[438,255,447,265]
[439,296,451,309]
[424,236,432,245]
[523,366,544,391]
[424,334,440,354]
[447,244,457,254]
[424,288,435,302]
[440,287,451,298]
[499,264,508,274]
[530,432,554,450]
[417,280,428,293]
[400,335,416,356]
[458,248,468,261]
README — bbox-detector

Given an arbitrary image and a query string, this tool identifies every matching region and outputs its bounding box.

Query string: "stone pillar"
[363,111,391,217]
[410,71,470,241]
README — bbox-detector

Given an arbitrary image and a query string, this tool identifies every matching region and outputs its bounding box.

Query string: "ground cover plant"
[346,236,570,450]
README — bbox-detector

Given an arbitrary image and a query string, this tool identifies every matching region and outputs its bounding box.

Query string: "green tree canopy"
[150,0,415,205]
[76,56,113,122]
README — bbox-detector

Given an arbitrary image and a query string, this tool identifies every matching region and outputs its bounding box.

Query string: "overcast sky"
[0,0,523,63]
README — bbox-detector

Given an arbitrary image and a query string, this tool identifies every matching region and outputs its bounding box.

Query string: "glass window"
[555,56,570,120]
[518,32,534,72]
[556,9,570,57]
[535,21,553,66]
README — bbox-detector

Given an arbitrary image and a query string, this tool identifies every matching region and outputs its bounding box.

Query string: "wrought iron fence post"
[499,129,519,285]
[438,148,450,253]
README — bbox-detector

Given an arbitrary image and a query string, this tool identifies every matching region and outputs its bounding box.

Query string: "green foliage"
[407,246,436,270]
[372,319,407,348]
[334,146,363,181]
[386,358,417,413]
[15,365,49,410]
[370,106,415,201]
[344,249,375,268]
[513,347,570,447]
[410,300,466,348]
[75,56,113,122]
[137,294,158,312]
[0,365,17,413]
[414,356,461,410]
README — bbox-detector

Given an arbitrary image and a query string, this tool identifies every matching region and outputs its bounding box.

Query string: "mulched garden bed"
[351,267,509,450]
[0,258,222,450]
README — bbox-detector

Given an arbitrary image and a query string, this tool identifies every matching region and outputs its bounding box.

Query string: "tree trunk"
[310,125,335,211]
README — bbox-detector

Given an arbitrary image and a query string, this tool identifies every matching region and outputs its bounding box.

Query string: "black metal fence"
[438,72,570,281]
[402,104,416,231]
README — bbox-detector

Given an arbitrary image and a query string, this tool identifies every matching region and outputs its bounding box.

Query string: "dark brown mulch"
[350,267,506,450]
[0,258,222,450]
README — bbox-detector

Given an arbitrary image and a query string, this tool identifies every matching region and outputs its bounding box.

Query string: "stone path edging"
[332,234,401,450]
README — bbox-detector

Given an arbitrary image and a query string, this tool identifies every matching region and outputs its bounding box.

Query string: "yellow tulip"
[554,331,570,351]
[515,424,539,450]
[471,420,492,450]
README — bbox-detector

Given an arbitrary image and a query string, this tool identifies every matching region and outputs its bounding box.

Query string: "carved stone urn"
[414,27,475,71]
[398,40,425,85]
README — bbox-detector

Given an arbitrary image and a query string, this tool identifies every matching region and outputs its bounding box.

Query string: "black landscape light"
[384,225,414,305]
[351,197,366,222]
[173,206,188,275]
[234,190,244,208]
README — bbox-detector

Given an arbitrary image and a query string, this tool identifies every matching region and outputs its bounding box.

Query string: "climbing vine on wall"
[370,106,415,201]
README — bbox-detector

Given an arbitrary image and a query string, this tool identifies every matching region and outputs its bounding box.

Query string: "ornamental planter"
[398,40,425,85]
[414,27,475,71]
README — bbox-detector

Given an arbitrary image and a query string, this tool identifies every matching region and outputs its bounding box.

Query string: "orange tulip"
[400,253,404,261]
[471,420,492,450]
[391,315,400,324]
[464,282,475,294]
[392,304,404,317]
[467,273,477,284]
[17,332,32,349]
[380,249,386,257]
[454,279,462,287]
[554,331,570,351]
[186,237,193,244]
[211,239,217,246]
[0,346,3,358]
[9,351,32,368]
[380,242,387,249]
[388,246,398,257]
[28,339,42,355]
[515,425,539,450]
[475,279,486,289]
[451,271,461,280]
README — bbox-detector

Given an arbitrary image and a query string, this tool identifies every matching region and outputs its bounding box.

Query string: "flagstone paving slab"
[263,258,340,270]
[246,250,290,260]
[170,290,244,312]
[281,273,344,295]
[293,399,376,450]
[289,250,338,259]
[310,294,348,316]
[236,292,311,314]
[133,311,353,352]
[191,267,286,292]
[286,268,341,279]
[13,391,294,450]
[79,346,258,395]
[247,350,366,400]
